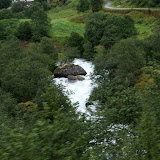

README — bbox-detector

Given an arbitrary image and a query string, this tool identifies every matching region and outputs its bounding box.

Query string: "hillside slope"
[111,0,160,7]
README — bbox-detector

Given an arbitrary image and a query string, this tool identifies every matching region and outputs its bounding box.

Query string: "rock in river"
[54,63,87,78]
[67,75,85,81]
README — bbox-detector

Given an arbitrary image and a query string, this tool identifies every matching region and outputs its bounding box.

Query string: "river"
[54,58,96,113]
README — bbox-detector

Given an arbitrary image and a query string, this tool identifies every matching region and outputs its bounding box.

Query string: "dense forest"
[0,0,160,159]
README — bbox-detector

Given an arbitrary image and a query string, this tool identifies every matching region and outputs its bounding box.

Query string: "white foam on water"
[54,58,95,112]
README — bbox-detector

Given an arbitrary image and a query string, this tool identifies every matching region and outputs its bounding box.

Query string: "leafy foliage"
[84,12,136,59]
[11,1,27,13]
[77,0,90,12]
[31,8,50,41]
[68,32,84,56]
[0,0,11,9]
[16,21,32,41]
[90,0,103,12]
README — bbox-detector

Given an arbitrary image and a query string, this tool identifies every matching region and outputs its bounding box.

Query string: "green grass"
[19,19,31,23]
[48,8,85,39]
[135,23,153,39]
[48,9,77,19]
[49,18,85,37]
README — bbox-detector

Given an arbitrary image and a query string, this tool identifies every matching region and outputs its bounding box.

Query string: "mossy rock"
[54,63,87,78]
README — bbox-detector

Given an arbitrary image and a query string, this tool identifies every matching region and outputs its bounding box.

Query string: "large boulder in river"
[54,63,87,78]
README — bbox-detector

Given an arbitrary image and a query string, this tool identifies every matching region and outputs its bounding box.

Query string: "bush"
[11,1,27,13]
[16,21,32,41]
[77,0,90,12]
[0,9,13,20]
[0,0,11,9]
[68,32,84,56]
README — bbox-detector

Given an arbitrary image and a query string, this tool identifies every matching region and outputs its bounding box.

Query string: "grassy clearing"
[135,23,153,39]
[49,18,85,37]
[127,11,156,39]
[48,7,86,39]
[48,9,77,19]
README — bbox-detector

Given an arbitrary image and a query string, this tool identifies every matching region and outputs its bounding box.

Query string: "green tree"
[77,0,90,12]
[106,38,146,86]
[16,21,32,41]
[31,8,50,41]
[90,0,103,12]
[68,32,84,56]
[0,9,12,20]
[0,36,22,77]
[0,0,11,9]
[126,105,160,160]
[0,88,17,116]
[85,12,106,47]
[0,23,6,40]
[25,3,42,18]
[39,37,54,55]
[100,24,122,50]
[144,33,160,62]
[11,1,27,13]
[1,58,51,102]
[83,40,94,60]
[84,13,136,58]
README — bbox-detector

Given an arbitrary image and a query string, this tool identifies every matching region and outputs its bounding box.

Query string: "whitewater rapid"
[54,59,95,112]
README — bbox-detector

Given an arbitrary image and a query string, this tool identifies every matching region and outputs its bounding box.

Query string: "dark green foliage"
[11,1,27,13]
[25,3,42,18]
[83,41,94,60]
[85,12,106,47]
[84,13,136,59]
[1,58,51,102]
[0,88,17,116]
[0,19,19,39]
[90,0,103,12]
[0,37,55,102]
[41,86,73,116]
[0,9,13,20]
[68,32,84,56]
[0,0,11,9]
[90,82,142,125]
[39,37,54,55]
[0,86,91,160]
[16,21,32,41]
[122,105,160,160]
[100,24,122,50]
[64,46,81,60]
[105,38,146,86]
[31,8,50,42]
[144,34,160,62]
[0,23,6,40]
[0,36,22,75]
[77,0,90,12]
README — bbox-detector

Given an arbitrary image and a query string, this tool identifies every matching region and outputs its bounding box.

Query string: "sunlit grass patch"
[48,8,77,19]
[49,18,85,37]
[135,23,154,39]
[69,13,87,23]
